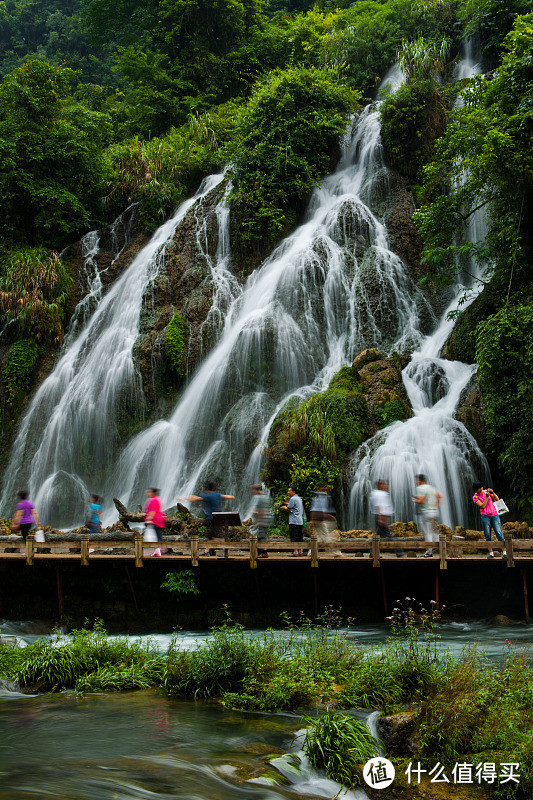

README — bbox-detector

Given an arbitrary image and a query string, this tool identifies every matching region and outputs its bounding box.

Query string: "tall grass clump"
[303,711,378,788]
[165,607,361,709]
[419,643,533,762]
[164,620,281,698]
[13,624,164,692]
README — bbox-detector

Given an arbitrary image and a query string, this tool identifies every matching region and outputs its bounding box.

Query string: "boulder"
[491,614,515,626]
[503,521,532,539]
[390,521,419,537]
[377,711,420,757]
[352,348,383,373]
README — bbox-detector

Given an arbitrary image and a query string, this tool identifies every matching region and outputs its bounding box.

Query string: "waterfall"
[345,48,490,531]
[110,103,432,517]
[0,175,224,525]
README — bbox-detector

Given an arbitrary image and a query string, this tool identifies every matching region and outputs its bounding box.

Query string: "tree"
[227,66,358,255]
[0,60,112,246]
[415,14,533,289]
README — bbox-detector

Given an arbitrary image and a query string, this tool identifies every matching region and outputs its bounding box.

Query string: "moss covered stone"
[165,313,189,376]
[2,338,39,401]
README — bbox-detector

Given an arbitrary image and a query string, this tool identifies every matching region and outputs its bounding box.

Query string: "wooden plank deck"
[0,532,531,567]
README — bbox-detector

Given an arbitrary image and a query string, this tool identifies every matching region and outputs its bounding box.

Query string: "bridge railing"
[0,531,531,568]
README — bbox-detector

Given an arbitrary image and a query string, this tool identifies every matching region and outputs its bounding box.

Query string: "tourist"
[370,480,393,540]
[472,480,506,559]
[281,486,304,556]
[310,485,340,556]
[10,490,40,554]
[144,487,168,557]
[86,494,102,534]
[181,482,235,556]
[412,474,442,558]
[250,484,272,558]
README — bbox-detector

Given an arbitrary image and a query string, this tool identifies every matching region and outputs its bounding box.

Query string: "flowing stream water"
[0,618,531,800]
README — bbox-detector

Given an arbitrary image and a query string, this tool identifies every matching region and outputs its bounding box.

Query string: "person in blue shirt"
[86,494,102,534]
[181,482,235,556]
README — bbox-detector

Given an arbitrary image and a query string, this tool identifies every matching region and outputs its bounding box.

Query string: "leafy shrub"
[161,569,200,598]
[164,623,280,698]
[227,66,358,257]
[0,248,73,342]
[380,77,451,183]
[264,371,368,493]
[303,711,378,787]
[2,339,39,402]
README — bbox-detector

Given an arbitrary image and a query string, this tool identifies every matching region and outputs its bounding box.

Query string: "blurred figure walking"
[182,482,235,556]
[144,487,168,557]
[250,484,273,558]
[370,480,393,540]
[412,474,442,558]
[11,490,40,554]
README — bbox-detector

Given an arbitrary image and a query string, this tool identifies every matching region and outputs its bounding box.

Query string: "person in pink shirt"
[472,480,506,559]
[144,487,168,557]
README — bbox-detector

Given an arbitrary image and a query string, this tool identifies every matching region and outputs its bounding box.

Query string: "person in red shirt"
[144,487,168,557]
[472,480,506,559]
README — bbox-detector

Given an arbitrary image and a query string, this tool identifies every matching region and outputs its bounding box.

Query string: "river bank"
[0,612,532,798]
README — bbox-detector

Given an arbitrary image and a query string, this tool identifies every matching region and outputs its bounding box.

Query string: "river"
[0,619,531,798]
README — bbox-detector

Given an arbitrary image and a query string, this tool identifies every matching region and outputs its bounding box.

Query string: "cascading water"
[346,47,490,530]
[111,100,433,517]
[0,175,224,525]
[64,205,139,346]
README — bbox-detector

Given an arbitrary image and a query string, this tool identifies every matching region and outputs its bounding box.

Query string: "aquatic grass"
[0,642,30,680]
[76,661,164,693]
[164,622,282,698]
[302,711,378,788]
[13,625,164,692]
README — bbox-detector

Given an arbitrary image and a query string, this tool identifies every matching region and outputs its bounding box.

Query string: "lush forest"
[0,0,532,518]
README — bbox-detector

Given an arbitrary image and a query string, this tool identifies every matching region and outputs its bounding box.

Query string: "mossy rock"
[352,348,383,373]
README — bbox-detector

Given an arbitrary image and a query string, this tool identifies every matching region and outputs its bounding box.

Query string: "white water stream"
[346,46,488,529]
[0,175,224,525]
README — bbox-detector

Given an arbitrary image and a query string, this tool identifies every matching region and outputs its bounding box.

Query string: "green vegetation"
[303,712,378,788]
[227,66,358,256]
[165,312,189,376]
[1,606,533,795]
[475,305,533,519]
[1,339,39,403]
[0,60,112,247]
[264,366,368,502]
[7,623,164,693]
[161,569,200,598]
[0,248,73,341]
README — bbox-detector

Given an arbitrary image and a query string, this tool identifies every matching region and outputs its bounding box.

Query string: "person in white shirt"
[370,480,393,540]
[412,473,442,558]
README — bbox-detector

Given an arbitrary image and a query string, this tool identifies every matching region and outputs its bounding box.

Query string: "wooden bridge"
[1,531,532,621]
[0,530,531,568]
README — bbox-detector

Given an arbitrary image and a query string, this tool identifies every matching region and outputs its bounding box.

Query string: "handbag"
[143,524,158,542]
[34,529,45,543]
[494,498,509,515]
